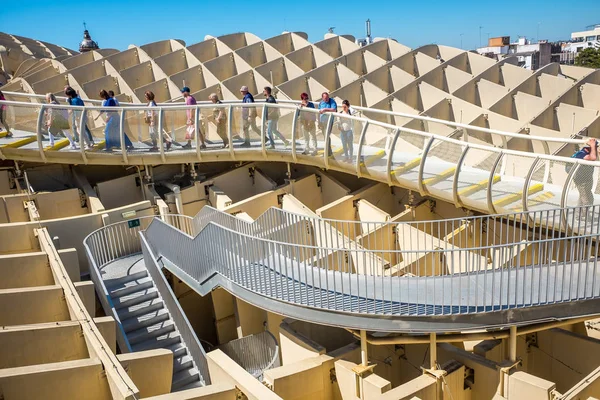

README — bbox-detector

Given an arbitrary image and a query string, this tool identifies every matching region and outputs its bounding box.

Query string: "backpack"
[565,146,590,173]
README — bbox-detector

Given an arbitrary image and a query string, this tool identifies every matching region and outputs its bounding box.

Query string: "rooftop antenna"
[328,27,335,34]
[366,19,372,44]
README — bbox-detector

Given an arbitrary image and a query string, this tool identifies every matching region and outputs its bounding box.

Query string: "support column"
[360,330,368,367]
[430,332,437,370]
[509,325,517,363]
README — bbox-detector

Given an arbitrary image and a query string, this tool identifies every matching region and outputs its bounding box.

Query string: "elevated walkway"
[0,98,596,219]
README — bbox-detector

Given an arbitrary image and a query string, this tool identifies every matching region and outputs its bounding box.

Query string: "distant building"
[551,24,600,66]
[476,36,556,70]
[79,29,99,53]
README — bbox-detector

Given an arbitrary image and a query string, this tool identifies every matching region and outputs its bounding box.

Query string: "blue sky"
[2,1,598,51]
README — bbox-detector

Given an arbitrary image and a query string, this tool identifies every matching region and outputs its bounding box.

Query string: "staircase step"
[173,354,194,374]
[166,342,188,359]
[128,320,176,346]
[105,270,148,291]
[118,299,164,321]
[110,276,154,298]
[171,367,200,392]
[122,308,170,333]
[180,379,205,391]
[131,331,181,353]
[114,287,159,310]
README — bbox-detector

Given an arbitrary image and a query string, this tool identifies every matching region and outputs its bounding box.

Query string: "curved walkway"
[1,98,598,218]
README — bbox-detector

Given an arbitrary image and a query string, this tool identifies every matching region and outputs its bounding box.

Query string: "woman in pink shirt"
[0,90,12,137]
[181,86,206,149]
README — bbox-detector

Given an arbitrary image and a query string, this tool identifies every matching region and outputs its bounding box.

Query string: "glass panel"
[359,123,391,181]
[422,139,465,203]
[526,159,566,213]
[231,103,264,149]
[264,103,292,151]
[294,107,319,156]
[199,103,229,149]
[43,105,78,151]
[83,108,111,151]
[456,147,499,212]
[0,103,40,142]
[564,163,600,233]
[162,106,193,150]
[327,113,361,172]
[389,129,428,191]
[123,108,152,151]
[491,154,537,214]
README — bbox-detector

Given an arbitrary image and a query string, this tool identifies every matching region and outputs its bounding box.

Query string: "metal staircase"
[103,260,204,391]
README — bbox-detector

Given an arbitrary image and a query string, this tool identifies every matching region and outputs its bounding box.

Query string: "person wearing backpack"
[65,87,94,148]
[240,85,261,147]
[263,86,289,149]
[571,138,598,209]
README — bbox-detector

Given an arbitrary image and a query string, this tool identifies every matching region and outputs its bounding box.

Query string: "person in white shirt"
[338,99,356,161]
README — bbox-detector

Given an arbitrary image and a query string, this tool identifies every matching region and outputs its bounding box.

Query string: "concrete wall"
[117,349,173,398]
[0,286,69,326]
[96,174,144,210]
[144,384,237,399]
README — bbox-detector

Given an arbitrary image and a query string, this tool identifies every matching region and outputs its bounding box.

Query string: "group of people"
[43,87,96,149]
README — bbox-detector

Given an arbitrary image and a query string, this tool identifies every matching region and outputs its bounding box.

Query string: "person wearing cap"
[240,85,260,147]
[181,86,205,149]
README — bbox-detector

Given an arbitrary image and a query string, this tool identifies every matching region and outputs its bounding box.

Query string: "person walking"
[181,86,204,149]
[240,85,260,147]
[96,89,133,150]
[571,138,598,211]
[299,93,317,155]
[65,87,94,148]
[318,92,337,156]
[338,100,356,162]
[45,93,76,148]
[263,86,289,149]
[145,91,171,151]
[108,90,119,106]
[0,89,13,137]
[208,93,229,148]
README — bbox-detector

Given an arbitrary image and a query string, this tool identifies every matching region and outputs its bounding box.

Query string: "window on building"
[585,35,596,41]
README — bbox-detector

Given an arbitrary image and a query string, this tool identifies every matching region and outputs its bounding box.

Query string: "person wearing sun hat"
[240,85,260,147]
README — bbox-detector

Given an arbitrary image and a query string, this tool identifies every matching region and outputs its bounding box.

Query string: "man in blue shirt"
[318,92,337,156]
[240,85,260,147]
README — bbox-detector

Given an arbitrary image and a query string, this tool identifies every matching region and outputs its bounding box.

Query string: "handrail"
[0,96,588,146]
[141,203,600,332]
[83,214,210,384]
[1,99,598,223]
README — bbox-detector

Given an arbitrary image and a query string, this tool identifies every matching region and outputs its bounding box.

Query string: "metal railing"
[140,232,211,385]
[218,331,280,381]
[83,216,158,353]
[141,204,600,330]
[0,98,597,219]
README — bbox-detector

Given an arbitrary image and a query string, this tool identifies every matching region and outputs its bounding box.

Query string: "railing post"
[227,105,235,160]
[261,104,267,159]
[453,145,470,208]
[194,106,202,161]
[291,107,299,162]
[36,104,47,162]
[158,108,166,163]
[417,137,435,196]
[487,152,504,214]
[323,113,334,170]
[79,106,88,164]
[355,120,370,178]
[521,157,541,213]
[119,109,128,164]
[386,128,400,186]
